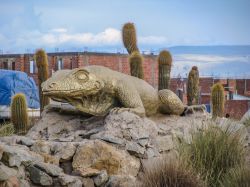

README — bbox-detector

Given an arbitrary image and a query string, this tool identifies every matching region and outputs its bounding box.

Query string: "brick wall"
[224,100,250,119]
[0,52,158,88]
[236,79,250,96]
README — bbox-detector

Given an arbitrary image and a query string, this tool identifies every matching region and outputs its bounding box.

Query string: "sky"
[0,0,250,53]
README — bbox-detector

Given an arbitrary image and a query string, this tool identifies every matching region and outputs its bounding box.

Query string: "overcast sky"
[0,0,250,53]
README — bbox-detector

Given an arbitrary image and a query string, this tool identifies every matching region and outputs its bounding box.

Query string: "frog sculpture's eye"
[75,71,88,82]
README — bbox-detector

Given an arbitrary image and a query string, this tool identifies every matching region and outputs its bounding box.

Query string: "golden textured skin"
[42,65,184,117]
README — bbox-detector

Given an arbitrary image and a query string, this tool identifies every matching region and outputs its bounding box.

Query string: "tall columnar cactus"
[122,22,139,54]
[187,66,200,105]
[35,49,49,112]
[158,50,172,90]
[129,51,144,79]
[11,93,29,135]
[211,83,225,118]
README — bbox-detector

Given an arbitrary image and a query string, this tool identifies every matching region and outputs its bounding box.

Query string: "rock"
[0,176,20,187]
[154,135,174,152]
[58,174,82,187]
[60,161,73,174]
[40,153,60,165]
[103,112,159,141]
[34,162,63,176]
[144,147,160,159]
[18,137,34,147]
[74,167,101,177]
[20,179,30,187]
[81,178,95,187]
[0,162,17,181]
[90,134,125,145]
[53,143,76,161]
[16,165,26,180]
[27,165,53,186]
[137,138,149,147]
[72,140,140,176]
[106,175,136,187]
[125,142,145,158]
[93,170,109,186]
[1,145,44,167]
[30,140,50,154]
[27,106,103,141]
[241,109,250,124]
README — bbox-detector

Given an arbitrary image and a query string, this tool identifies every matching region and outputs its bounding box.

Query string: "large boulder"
[72,140,140,177]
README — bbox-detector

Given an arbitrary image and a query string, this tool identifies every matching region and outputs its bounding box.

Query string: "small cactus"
[122,22,139,54]
[158,50,172,90]
[187,66,199,105]
[35,49,49,112]
[11,93,29,135]
[211,83,225,118]
[129,51,144,79]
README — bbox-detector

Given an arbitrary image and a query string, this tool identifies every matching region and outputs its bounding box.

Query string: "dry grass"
[219,166,250,187]
[0,122,14,137]
[179,120,246,187]
[137,158,204,187]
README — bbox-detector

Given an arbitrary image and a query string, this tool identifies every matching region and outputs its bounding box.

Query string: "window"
[3,61,9,69]
[29,60,36,74]
[57,59,63,70]
[12,62,15,70]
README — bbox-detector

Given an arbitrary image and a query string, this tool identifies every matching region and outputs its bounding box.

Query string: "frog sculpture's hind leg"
[110,80,146,117]
[158,89,184,115]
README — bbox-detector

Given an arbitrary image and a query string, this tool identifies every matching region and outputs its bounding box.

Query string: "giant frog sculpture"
[42,65,184,117]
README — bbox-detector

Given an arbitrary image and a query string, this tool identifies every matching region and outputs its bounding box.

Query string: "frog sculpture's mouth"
[51,91,117,116]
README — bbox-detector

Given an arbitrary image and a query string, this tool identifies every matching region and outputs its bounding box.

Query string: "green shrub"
[35,49,49,113]
[219,167,250,187]
[11,93,29,135]
[138,158,204,187]
[179,121,245,187]
[0,122,14,137]
[158,50,172,90]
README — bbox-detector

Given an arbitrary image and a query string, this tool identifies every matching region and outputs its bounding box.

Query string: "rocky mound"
[0,105,248,187]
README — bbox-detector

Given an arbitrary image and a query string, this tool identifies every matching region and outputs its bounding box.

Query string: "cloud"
[0,27,167,52]
[50,28,68,33]
[171,54,250,77]
[174,54,249,64]
[138,36,166,44]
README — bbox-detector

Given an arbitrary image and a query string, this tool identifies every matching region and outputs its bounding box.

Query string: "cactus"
[35,49,49,112]
[122,22,139,54]
[187,66,199,105]
[158,50,172,90]
[211,83,225,118]
[11,93,29,135]
[129,51,144,79]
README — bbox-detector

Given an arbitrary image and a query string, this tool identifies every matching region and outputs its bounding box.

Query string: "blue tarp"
[0,70,40,108]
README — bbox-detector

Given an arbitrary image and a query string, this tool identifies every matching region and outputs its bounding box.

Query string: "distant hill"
[167,45,250,55]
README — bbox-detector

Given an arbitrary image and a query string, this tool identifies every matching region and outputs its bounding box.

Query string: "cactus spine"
[158,50,172,90]
[211,83,225,118]
[187,66,199,105]
[129,51,144,79]
[11,93,29,135]
[35,49,49,112]
[122,22,139,54]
